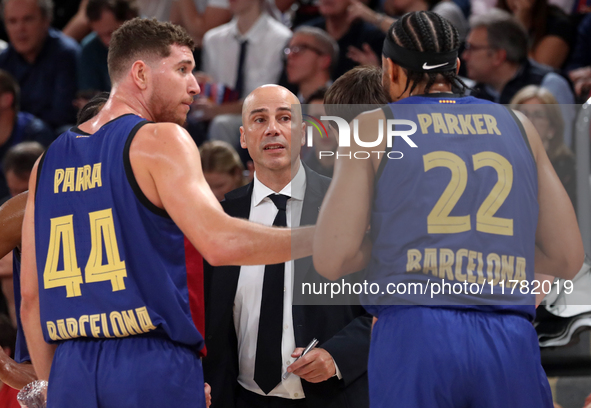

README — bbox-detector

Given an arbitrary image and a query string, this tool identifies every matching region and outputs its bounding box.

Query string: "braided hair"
[387,11,469,96]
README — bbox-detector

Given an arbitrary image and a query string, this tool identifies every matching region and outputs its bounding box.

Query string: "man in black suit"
[203,84,371,408]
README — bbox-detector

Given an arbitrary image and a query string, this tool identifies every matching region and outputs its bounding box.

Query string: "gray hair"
[469,8,528,64]
[1,0,54,21]
[293,26,339,74]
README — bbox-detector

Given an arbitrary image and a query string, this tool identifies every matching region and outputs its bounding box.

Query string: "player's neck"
[78,88,155,133]
[410,82,454,96]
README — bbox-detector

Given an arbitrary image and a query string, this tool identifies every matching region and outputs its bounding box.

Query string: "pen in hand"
[283,338,319,380]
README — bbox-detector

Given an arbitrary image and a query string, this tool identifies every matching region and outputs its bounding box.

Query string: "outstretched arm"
[0,348,37,390]
[130,123,314,267]
[313,109,385,280]
[516,111,585,280]
[20,160,57,381]
[0,192,27,258]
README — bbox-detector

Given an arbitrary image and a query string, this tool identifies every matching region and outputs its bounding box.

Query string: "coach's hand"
[204,382,212,407]
[287,348,336,383]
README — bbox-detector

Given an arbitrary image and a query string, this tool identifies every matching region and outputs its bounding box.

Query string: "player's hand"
[286,348,336,383]
[204,382,212,408]
[347,44,380,67]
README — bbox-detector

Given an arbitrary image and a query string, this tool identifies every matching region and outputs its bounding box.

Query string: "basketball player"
[20,18,312,408]
[313,11,584,408]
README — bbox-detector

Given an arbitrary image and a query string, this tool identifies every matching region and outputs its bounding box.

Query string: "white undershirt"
[234,164,306,399]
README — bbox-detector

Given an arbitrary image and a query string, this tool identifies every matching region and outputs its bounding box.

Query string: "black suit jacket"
[203,165,371,408]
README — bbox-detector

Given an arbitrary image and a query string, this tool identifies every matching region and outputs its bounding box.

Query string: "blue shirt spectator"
[0,27,80,131]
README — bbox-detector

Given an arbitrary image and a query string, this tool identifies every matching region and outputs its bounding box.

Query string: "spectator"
[172,0,232,49]
[0,141,43,331]
[497,0,575,69]
[285,26,337,102]
[566,13,591,100]
[0,0,80,132]
[510,85,576,210]
[78,0,139,97]
[346,0,468,41]
[303,66,391,177]
[0,70,53,200]
[200,0,292,146]
[0,314,18,408]
[306,0,384,79]
[199,140,247,201]
[2,142,45,199]
[463,10,575,145]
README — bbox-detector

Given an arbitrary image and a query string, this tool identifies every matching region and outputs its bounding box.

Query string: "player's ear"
[240,126,247,149]
[455,58,461,75]
[131,60,150,90]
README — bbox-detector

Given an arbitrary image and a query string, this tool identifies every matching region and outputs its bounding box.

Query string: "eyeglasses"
[464,43,495,53]
[284,44,325,56]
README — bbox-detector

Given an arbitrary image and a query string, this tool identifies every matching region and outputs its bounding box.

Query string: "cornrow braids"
[387,11,469,96]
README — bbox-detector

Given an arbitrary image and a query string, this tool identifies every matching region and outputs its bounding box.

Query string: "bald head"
[242,85,302,125]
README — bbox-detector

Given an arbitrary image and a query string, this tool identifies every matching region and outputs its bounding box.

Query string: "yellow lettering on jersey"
[122,310,141,335]
[90,314,101,337]
[101,313,114,338]
[501,255,515,287]
[75,167,85,191]
[110,312,130,338]
[57,319,70,340]
[487,253,501,286]
[423,248,438,276]
[63,168,75,192]
[91,163,102,188]
[439,248,454,280]
[466,251,478,283]
[473,114,487,134]
[476,252,485,284]
[444,114,462,134]
[417,114,432,134]
[514,257,527,282]
[431,113,448,134]
[407,249,422,272]
[47,321,60,341]
[458,115,476,134]
[85,209,127,291]
[66,318,78,338]
[483,115,501,135]
[79,315,89,337]
[455,249,468,282]
[83,165,92,190]
[43,215,83,298]
[136,307,157,333]
[54,169,65,193]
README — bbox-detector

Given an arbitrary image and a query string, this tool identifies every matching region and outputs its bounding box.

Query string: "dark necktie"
[254,193,289,394]
[235,39,248,99]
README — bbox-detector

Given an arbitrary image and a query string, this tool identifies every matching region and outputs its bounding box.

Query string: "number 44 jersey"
[363,95,538,319]
[34,114,204,351]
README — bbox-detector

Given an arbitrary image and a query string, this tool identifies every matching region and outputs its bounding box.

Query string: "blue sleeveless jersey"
[12,249,30,363]
[34,114,204,350]
[362,95,538,320]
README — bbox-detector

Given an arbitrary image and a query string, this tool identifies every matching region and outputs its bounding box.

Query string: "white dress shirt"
[234,163,306,399]
[202,12,292,97]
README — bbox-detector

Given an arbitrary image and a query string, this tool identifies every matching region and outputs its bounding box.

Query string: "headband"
[382,35,458,73]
